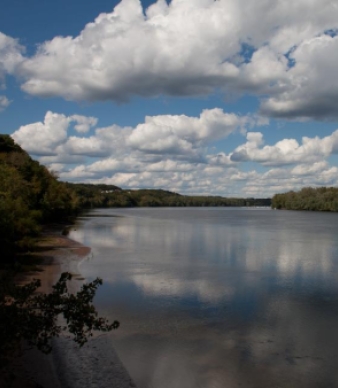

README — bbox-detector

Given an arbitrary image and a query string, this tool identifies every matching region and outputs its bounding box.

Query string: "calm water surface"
[70,208,338,388]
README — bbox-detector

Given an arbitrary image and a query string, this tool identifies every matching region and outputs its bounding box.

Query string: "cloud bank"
[0,0,338,120]
[11,110,338,197]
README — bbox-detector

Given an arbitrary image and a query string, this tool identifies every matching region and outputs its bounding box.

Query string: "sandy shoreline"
[1,229,136,388]
[16,230,92,292]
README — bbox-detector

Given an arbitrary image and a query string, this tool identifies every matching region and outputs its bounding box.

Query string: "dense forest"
[0,134,271,262]
[271,187,338,211]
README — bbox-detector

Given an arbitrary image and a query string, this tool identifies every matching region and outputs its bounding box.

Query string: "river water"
[69,208,338,388]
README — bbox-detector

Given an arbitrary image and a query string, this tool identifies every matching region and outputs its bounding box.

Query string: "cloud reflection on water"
[70,208,338,388]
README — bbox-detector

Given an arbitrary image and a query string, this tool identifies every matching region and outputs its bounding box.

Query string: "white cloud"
[70,115,98,133]
[313,166,338,186]
[57,159,338,197]
[290,161,329,177]
[18,0,240,101]
[12,108,247,160]
[12,111,70,155]
[147,160,197,172]
[231,130,338,166]
[207,153,233,166]
[260,34,338,119]
[0,95,10,111]
[61,136,109,157]
[11,110,338,197]
[239,46,288,93]
[0,32,24,103]
[60,165,97,180]
[0,32,24,83]
[11,111,101,156]
[128,108,246,158]
[88,156,141,173]
[9,0,337,120]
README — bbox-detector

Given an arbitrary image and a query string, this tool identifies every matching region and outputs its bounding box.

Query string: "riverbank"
[0,228,136,388]
[16,228,92,293]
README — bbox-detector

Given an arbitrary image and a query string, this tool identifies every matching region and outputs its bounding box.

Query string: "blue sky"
[1,0,338,196]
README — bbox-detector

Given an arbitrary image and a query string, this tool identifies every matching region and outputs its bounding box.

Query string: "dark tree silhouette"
[0,272,119,368]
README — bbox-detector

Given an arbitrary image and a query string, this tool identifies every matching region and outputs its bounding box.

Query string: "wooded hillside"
[0,135,79,261]
[67,183,271,208]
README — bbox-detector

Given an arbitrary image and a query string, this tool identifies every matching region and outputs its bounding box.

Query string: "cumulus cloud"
[7,0,337,120]
[230,130,338,166]
[61,136,110,157]
[12,108,246,160]
[11,112,99,155]
[18,0,240,101]
[11,110,338,197]
[12,111,70,156]
[241,162,338,197]
[70,115,98,133]
[128,109,247,158]
[260,34,338,119]
[290,161,329,177]
[9,108,253,193]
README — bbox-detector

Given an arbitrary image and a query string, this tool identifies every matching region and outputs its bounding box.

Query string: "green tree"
[271,187,338,212]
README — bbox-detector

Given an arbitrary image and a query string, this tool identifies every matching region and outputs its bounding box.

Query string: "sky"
[1,0,338,197]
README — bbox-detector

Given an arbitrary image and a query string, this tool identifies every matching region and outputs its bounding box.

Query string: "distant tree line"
[271,187,338,211]
[67,183,272,209]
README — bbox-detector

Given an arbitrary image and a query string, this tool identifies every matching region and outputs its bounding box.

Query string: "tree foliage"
[0,135,79,262]
[67,184,272,209]
[0,272,119,368]
[271,187,338,211]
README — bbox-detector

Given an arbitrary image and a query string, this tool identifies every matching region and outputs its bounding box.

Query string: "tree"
[0,272,119,368]
[271,187,338,212]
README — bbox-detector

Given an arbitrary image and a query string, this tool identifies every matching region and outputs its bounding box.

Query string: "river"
[69,207,338,388]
